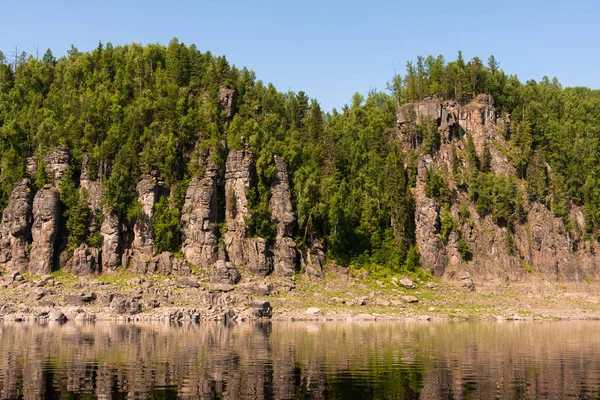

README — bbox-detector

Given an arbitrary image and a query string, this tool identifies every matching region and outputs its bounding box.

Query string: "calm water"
[0,321,600,399]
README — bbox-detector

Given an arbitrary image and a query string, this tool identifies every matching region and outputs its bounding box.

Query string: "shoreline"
[3,266,600,323]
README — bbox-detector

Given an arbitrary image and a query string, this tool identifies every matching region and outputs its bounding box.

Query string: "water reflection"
[0,321,600,399]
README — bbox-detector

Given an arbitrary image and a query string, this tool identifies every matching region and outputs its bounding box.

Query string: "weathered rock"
[176,277,201,289]
[211,260,241,284]
[246,237,273,276]
[400,277,416,289]
[25,156,38,177]
[457,271,475,291]
[306,307,322,315]
[390,299,406,307]
[208,283,235,292]
[402,295,419,303]
[48,309,68,321]
[219,85,237,119]
[0,179,34,272]
[66,244,100,276]
[29,185,60,275]
[305,234,326,277]
[180,163,219,267]
[132,174,163,255]
[415,198,446,276]
[375,298,391,306]
[110,298,141,315]
[153,252,191,275]
[44,145,70,188]
[397,96,443,127]
[251,300,272,318]
[239,281,272,296]
[100,206,120,272]
[224,146,254,267]
[79,154,105,217]
[64,293,96,306]
[270,156,297,277]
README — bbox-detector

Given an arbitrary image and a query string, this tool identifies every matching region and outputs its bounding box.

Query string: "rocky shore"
[4,263,600,324]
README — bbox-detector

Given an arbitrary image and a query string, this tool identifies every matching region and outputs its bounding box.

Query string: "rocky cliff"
[401,94,600,289]
[0,143,305,283]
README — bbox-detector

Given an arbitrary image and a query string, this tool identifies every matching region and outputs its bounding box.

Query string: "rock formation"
[132,173,163,255]
[181,162,219,267]
[66,244,100,276]
[403,94,599,287]
[44,145,70,188]
[219,86,237,119]
[100,206,120,272]
[270,156,297,276]
[79,154,104,217]
[0,179,34,273]
[29,185,60,275]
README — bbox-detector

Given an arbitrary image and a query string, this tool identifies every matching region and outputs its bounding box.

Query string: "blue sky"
[1,0,598,111]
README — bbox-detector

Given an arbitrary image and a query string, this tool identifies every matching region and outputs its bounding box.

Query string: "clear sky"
[1,0,598,111]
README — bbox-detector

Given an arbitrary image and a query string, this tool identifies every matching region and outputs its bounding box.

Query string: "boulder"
[246,238,273,276]
[48,309,68,321]
[400,277,416,289]
[402,295,419,303]
[110,298,141,315]
[251,300,272,318]
[64,293,96,306]
[154,252,191,275]
[176,277,201,289]
[66,244,100,276]
[29,185,60,275]
[211,260,241,284]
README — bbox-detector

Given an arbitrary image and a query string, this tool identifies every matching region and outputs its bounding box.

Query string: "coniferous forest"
[1,39,600,276]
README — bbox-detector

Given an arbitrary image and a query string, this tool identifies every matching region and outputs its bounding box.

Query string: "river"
[0,320,599,399]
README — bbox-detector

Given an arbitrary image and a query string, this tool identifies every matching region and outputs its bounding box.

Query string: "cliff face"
[401,94,599,288]
[180,161,220,267]
[0,143,303,282]
[0,179,34,273]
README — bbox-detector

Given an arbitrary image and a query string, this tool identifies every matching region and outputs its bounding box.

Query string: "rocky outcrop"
[246,238,272,276]
[152,252,191,275]
[304,234,326,278]
[405,94,596,287]
[0,179,34,273]
[397,96,443,126]
[80,154,104,216]
[29,185,60,275]
[100,206,120,272]
[180,163,219,267]
[415,198,446,276]
[219,86,237,119]
[211,260,241,284]
[66,244,100,276]
[222,146,273,276]
[132,173,163,255]
[270,156,297,277]
[44,145,70,188]
[224,147,252,262]
[25,157,38,178]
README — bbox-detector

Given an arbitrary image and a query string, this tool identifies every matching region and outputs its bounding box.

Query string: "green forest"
[1,40,599,272]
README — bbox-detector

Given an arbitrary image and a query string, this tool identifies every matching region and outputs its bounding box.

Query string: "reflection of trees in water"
[1,322,600,399]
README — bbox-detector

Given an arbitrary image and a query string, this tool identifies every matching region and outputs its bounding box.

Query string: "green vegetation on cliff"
[1,42,599,273]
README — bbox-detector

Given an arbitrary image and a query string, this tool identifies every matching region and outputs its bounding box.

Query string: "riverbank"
[2,265,600,323]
